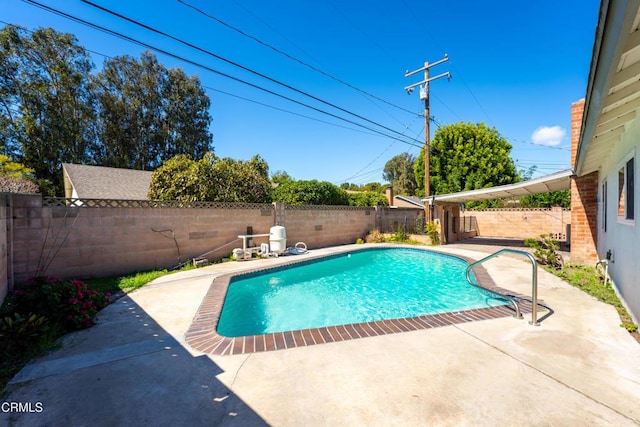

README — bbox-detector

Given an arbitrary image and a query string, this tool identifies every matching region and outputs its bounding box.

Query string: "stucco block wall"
[461,207,570,240]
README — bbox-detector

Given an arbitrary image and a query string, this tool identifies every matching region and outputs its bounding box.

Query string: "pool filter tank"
[269,225,287,255]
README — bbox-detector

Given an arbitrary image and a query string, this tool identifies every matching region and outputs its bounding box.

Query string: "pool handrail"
[465,249,540,326]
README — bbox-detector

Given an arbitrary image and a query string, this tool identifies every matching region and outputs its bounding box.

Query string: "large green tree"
[271,180,349,205]
[92,51,212,170]
[347,191,388,207]
[415,122,518,196]
[383,152,417,196]
[0,26,97,195]
[148,152,271,203]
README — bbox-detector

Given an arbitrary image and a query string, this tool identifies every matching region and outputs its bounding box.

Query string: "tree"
[148,152,271,203]
[271,170,293,186]
[361,182,386,193]
[415,122,518,196]
[517,166,571,208]
[0,26,97,195]
[383,153,417,196]
[271,180,349,205]
[92,51,212,170]
[348,191,388,207]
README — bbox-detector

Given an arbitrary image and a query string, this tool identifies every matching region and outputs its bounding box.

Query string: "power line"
[78,0,421,146]
[203,85,412,140]
[398,0,495,126]
[1,19,402,143]
[339,117,422,183]
[22,0,423,149]
[177,0,418,117]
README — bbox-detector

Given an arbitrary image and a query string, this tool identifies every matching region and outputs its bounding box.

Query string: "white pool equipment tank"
[269,225,287,255]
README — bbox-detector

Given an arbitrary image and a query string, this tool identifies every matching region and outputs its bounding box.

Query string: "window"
[618,157,635,221]
[627,158,634,220]
[602,180,607,231]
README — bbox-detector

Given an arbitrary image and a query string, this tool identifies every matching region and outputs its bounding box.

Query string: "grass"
[550,263,639,340]
[85,263,196,295]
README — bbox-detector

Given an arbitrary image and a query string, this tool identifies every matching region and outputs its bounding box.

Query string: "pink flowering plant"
[8,275,111,331]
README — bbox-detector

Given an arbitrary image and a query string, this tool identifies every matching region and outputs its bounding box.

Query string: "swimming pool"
[217,247,509,337]
[186,246,521,355]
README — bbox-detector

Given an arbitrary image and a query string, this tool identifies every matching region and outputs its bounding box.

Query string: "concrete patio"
[2,243,639,426]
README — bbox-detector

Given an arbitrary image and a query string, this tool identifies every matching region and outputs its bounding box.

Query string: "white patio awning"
[422,169,573,204]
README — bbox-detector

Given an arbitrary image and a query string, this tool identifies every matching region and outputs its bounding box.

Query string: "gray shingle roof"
[63,163,153,200]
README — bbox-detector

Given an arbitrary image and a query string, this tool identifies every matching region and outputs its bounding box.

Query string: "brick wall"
[570,98,599,264]
[461,207,570,240]
[571,99,585,167]
[571,172,599,263]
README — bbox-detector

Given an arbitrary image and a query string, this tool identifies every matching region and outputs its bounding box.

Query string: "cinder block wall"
[7,197,410,288]
[0,194,7,302]
[375,207,425,233]
[462,207,570,240]
[11,196,275,284]
[281,205,375,248]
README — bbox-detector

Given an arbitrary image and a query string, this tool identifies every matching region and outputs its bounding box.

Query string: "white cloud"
[531,126,566,147]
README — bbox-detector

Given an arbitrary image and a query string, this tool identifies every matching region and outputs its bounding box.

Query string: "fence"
[2,194,423,292]
[462,207,570,240]
[454,215,477,233]
[375,207,425,234]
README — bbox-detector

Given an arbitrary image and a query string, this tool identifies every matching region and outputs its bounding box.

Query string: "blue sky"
[3,0,600,184]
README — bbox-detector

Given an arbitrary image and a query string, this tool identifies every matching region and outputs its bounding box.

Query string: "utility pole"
[404,54,451,206]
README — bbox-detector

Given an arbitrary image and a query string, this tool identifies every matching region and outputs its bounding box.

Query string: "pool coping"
[185,245,533,356]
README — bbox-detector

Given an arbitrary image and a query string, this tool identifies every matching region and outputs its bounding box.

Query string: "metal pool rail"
[465,249,541,326]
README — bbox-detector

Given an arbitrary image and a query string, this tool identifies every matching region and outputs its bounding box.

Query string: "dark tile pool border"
[185,245,533,356]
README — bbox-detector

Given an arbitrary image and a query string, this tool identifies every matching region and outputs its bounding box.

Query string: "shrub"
[524,234,564,269]
[11,276,111,330]
[425,221,439,245]
[365,229,386,243]
[0,313,51,359]
[388,226,409,243]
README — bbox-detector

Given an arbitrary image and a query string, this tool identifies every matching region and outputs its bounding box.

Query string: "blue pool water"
[217,248,508,337]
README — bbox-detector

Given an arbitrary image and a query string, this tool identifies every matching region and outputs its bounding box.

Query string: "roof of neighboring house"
[576,0,640,175]
[62,163,153,200]
[394,195,424,208]
[422,169,573,205]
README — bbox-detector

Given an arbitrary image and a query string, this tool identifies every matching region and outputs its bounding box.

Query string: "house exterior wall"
[596,115,640,323]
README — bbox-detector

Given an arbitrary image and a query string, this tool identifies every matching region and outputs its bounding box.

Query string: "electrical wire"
[177,0,418,117]
[1,20,411,143]
[22,0,424,149]
[204,85,418,139]
[78,0,421,146]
